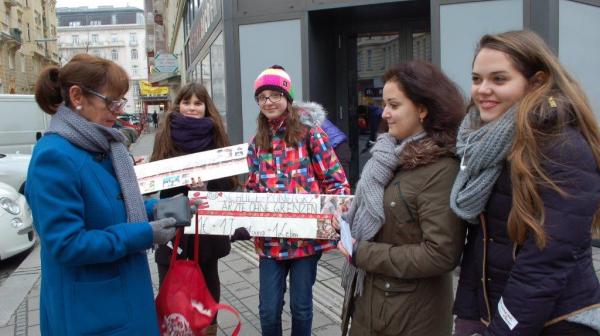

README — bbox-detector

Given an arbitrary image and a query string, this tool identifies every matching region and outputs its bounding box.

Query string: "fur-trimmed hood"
[399,137,456,170]
[295,101,327,128]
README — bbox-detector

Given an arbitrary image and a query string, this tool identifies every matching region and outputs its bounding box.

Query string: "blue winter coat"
[25,134,160,336]
[453,126,600,334]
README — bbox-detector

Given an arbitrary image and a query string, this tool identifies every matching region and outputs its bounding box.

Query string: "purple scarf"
[170,112,215,153]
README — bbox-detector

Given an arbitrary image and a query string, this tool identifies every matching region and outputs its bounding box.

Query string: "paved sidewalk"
[0,242,347,336]
[2,131,600,335]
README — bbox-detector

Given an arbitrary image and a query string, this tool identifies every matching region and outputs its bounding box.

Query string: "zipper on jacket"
[480,213,492,324]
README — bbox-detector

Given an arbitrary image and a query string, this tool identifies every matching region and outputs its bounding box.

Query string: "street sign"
[154,53,179,73]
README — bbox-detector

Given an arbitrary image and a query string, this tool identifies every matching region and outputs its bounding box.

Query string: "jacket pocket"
[71,276,131,335]
[373,276,418,295]
[371,276,418,333]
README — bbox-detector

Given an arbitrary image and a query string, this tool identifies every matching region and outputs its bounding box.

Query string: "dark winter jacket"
[453,126,600,335]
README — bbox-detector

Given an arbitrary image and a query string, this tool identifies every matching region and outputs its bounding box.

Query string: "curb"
[0,244,41,327]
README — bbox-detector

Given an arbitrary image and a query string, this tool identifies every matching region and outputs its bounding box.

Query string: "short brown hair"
[35,54,129,114]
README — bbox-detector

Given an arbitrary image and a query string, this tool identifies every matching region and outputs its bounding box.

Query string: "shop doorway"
[308,1,431,187]
[354,32,432,175]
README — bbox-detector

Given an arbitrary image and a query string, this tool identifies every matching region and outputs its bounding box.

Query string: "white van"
[0,94,50,154]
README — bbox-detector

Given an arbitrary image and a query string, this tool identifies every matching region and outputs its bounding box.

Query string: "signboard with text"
[154,53,179,73]
[135,143,248,194]
[186,191,355,239]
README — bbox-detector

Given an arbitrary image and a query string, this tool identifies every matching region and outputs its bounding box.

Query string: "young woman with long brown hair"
[151,82,237,336]
[245,65,350,336]
[338,60,466,335]
[451,30,600,335]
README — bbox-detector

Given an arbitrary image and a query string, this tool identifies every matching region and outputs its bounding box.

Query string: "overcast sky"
[56,0,145,10]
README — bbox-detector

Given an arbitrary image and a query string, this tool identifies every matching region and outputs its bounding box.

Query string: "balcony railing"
[9,28,22,43]
[0,28,23,48]
[3,0,21,9]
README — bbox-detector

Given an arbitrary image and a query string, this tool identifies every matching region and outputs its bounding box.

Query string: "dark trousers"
[258,254,322,336]
[158,258,221,324]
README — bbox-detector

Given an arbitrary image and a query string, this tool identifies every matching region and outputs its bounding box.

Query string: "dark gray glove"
[230,227,251,242]
[150,217,177,245]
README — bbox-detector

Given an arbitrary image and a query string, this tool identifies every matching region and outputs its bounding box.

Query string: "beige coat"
[344,139,465,336]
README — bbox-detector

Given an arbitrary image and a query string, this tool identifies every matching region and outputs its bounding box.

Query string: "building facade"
[56,6,147,115]
[158,0,600,185]
[0,0,59,94]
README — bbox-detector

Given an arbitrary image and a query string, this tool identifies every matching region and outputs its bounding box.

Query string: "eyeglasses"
[255,92,283,105]
[82,87,127,113]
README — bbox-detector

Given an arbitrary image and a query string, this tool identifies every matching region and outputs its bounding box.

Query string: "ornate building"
[56,6,147,115]
[0,0,59,94]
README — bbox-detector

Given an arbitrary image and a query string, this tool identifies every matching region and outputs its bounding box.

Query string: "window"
[111,49,118,60]
[72,35,79,44]
[132,65,138,76]
[201,53,211,96]
[210,33,227,124]
[367,50,372,70]
[91,34,99,43]
[129,33,137,43]
[111,34,118,42]
[90,20,101,25]
[131,48,138,60]
[20,53,25,72]
[69,21,81,27]
[8,51,15,69]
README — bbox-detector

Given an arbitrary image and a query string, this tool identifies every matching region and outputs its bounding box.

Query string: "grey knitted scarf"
[449,106,516,224]
[341,131,426,297]
[46,104,148,223]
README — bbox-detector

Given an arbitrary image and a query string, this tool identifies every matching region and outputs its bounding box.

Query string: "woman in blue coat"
[26,54,177,335]
[451,30,600,335]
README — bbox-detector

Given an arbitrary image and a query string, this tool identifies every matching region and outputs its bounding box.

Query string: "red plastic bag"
[155,215,241,336]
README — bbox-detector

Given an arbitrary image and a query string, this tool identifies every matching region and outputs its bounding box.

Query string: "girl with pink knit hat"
[245,65,350,335]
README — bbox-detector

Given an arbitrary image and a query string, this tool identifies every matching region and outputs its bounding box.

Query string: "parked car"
[116,117,142,135]
[113,123,139,146]
[0,181,36,261]
[0,153,31,193]
[0,94,50,154]
[117,114,141,126]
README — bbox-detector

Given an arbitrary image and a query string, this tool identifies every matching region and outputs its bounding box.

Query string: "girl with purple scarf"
[150,82,238,336]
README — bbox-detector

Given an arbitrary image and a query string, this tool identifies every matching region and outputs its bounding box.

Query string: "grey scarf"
[450,106,516,224]
[46,105,148,223]
[341,131,426,297]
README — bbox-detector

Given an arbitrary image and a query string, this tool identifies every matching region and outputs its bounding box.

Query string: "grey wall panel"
[439,0,523,98]
[234,0,304,17]
[559,0,600,118]
[238,19,303,142]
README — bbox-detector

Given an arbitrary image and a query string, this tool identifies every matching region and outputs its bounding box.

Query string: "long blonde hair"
[475,30,600,248]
